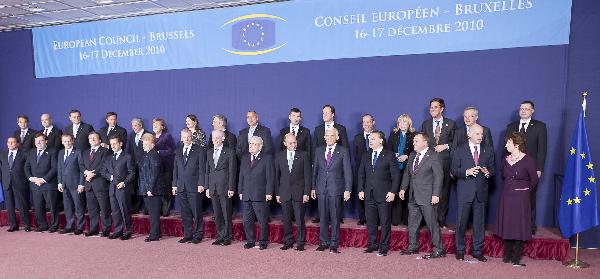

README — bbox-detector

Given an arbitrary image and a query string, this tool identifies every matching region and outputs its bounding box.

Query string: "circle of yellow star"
[589,176,596,183]
[574,197,581,204]
[587,162,594,170]
[584,188,591,196]
[580,153,586,159]
[567,199,573,205]
[570,147,576,155]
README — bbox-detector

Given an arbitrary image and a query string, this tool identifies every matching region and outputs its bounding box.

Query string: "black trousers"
[530,187,537,231]
[110,187,132,234]
[365,196,392,251]
[504,239,525,263]
[211,194,233,241]
[86,186,112,233]
[161,171,173,216]
[62,187,85,231]
[281,200,306,246]
[242,200,269,245]
[145,195,162,239]
[3,187,30,228]
[437,157,452,226]
[179,190,204,239]
[31,187,59,230]
[455,198,486,255]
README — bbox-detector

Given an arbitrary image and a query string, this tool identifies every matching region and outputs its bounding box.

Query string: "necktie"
[89,149,95,161]
[473,145,479,166]
[20,131,25,142]
[326,147,333,167]
[372,151,378,169]
[413,152,421,173]
[114,153,118,161]
[73,125,78,138]
[213,148,220,166]
[365,133,370,150]
[64,150,70,162]
[434,121,441,144]
[291,126,297,136]
[519,122,527,133]
[288,152,294,173]
[37,150,42,163]
[183,147,189,163]
[251,155,256,168]
[44,128,49,136]
[107,127,113,136]
[135,133,140,146]
[8,151,14,169]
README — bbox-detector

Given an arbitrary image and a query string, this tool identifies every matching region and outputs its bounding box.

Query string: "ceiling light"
[96,0,114,4]
[27,7,46,12]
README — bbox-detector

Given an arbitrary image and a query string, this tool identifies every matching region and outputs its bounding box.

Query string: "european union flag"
[231,19,275,51]
[558,106,599,238]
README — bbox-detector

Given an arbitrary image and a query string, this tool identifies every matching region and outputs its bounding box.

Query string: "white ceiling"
[0,0,282,32]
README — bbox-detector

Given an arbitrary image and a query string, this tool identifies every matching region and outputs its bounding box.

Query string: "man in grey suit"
[399,132,446,259]
[239,136,274,250]
[57,134,86,235]
[451,124,495,262]
[206,130,237,246]
[312,127,352,254]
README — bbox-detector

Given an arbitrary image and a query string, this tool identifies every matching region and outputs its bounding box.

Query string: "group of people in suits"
[1,100,546,265]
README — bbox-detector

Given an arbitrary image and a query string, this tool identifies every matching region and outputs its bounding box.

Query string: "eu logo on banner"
[232,19,275,51]
[221,14,287,56]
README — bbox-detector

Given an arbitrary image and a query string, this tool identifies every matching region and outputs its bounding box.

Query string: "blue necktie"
[8,151,14,169]
[36,150,42,163]
[372,151,378,169]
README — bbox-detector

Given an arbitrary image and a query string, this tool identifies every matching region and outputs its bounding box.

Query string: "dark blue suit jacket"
[238,153,274,201]
[24,148,58,190]
[274,149,312,202]
[357,149,401,202]
[312,145,353,196]
[450,143,495,202]
[138,150,165,196]
[172,144,206,193]
[101,151,136,193]
[0,150,28,190]
[237,125,274,158]
[82,146,110,191]
[57,149,85,189]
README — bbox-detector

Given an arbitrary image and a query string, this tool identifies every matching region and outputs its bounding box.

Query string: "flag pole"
[563,92,591,269]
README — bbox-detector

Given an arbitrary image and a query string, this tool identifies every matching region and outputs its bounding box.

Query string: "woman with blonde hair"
[387,114,416,226]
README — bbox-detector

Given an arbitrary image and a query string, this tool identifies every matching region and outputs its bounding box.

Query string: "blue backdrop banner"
[32,0,572,78]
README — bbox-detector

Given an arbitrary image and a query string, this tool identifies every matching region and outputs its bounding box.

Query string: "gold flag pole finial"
[582,91,588,117]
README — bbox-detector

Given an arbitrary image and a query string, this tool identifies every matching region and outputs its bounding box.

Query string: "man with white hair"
[127,117,152,214]
[452,107,493,149]
[238,136,274,250]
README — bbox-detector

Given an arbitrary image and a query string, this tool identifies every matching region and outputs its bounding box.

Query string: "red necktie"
[473,146,479,166]
[413,153,421,173]
[519,123,526,133]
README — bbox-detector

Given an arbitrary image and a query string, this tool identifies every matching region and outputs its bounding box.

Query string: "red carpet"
[0,210,570,261]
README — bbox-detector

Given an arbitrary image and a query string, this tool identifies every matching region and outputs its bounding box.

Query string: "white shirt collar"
[373,146,383,154]
[183,144,192,149]
[520,118,531,125]
[417,147,429,156]
[325,121,335,128]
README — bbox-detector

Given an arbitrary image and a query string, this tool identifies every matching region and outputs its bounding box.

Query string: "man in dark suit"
[312,104,350,224]
[82,132,112,237]
[57,134,86,235]
[0,136,31,232]
[101,136,136,240]
[452,107,493,149]
[206,130,237,246]
[208,114,237,149]
[399,132,446,259]
[236,111,273,158]
[63,109,95,151]
[40,113,63,151]
[278,108,312,156]
[505,100,547,235]
[312,127,352,254]
[420,97,455,228]
[24,132,59,233]
[172,128,206,244]
[358,131,400,257]
[128,117,152,214]
[99,112,127,151]
[451,124,495,262]
[275,133,311,251]
[238,136,274,250]
[13,114,36,152]
[352,113,377,225]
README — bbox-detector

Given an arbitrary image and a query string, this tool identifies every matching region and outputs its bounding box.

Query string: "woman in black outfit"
[387,114,416,226]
